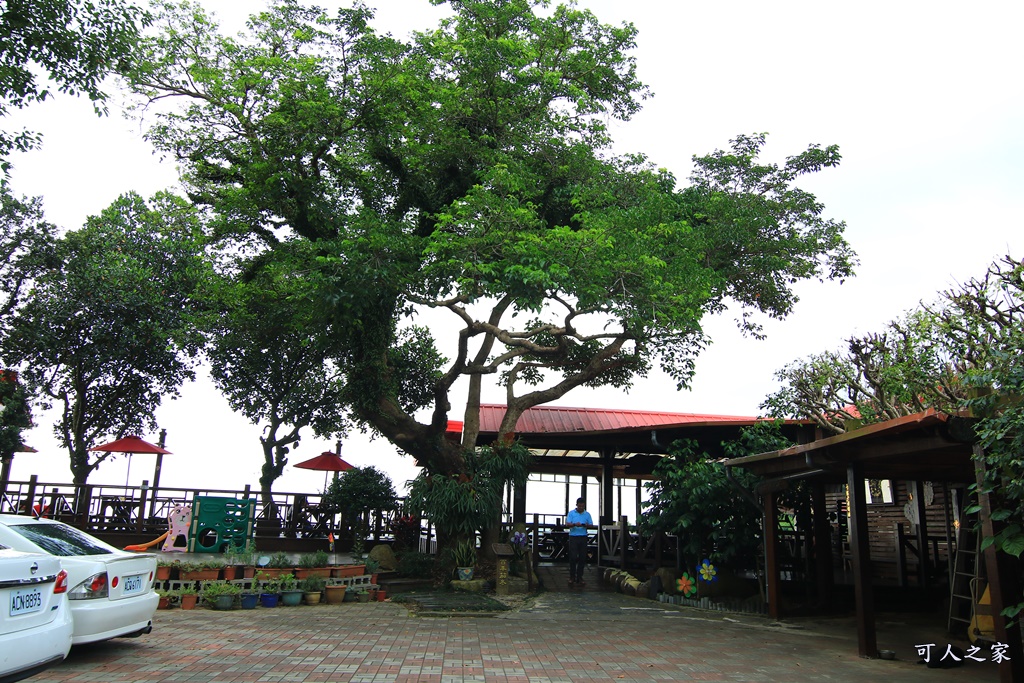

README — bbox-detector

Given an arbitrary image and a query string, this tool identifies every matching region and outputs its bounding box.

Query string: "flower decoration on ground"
[510,531,528,559]
[698,558,718,583]
[677,572,697,597]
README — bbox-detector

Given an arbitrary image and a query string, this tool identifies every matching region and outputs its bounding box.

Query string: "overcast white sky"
[5,1,1023,505]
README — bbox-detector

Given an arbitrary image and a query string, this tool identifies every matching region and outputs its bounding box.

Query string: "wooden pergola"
[724,410,1023,680]
[457,403,815,525]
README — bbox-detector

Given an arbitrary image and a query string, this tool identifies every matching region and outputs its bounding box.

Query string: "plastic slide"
[124,531,168,552]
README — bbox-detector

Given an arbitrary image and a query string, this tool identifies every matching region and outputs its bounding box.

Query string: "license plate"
[9,587,43,616]
[122,573,145,596]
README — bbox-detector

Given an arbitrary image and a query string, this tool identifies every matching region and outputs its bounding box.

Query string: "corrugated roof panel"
[475,403,758,434]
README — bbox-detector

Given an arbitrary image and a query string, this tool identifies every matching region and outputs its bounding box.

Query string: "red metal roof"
[467,403,761,436]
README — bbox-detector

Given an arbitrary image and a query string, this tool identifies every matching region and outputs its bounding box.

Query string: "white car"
[0,546,73,681]
[0,515,158,645]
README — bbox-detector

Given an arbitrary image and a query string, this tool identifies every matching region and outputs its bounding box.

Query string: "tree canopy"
[0,0,149,172]
[0,192,212,483]
[126,0,854,484]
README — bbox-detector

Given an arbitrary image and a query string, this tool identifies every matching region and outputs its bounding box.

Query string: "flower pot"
[376,589,387,602]
[212,595,234,611]
[332,564,365,578]
[324,585,347,605]
[294,568,331,580]
[303,591,322,605]
[242,566,256,579]
[356,592,371,603]
[343,590,357,602]
[280,590,304,606]
[457,567,474,581]
[260,592,279,608]
[180,593,198,610]
[156,566,172,581]
[221,565,241,580]
[240,593,259,610]
[158,596,171,609]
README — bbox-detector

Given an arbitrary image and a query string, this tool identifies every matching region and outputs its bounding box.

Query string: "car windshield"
[7,522,113,556]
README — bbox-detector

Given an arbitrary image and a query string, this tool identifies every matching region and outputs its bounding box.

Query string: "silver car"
[0,546,73,681]
[0,515,157,645]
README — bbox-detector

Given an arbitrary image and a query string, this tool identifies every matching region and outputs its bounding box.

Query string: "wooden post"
[894,523,907,588]
[847,462,877,658]
[911,480,930,590]
[812,481,833,607]
[762,489,781,619]
[24,474,37,516]
[619,515,628,570]
[974,444,1024,683]
[136,480,149,533]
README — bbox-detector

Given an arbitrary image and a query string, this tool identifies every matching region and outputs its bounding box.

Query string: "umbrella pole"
[125,453,133,490]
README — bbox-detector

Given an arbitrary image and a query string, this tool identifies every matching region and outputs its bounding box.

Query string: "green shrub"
[396,551,436,578]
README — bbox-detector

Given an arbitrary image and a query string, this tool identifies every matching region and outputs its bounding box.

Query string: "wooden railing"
[1,475,406,550]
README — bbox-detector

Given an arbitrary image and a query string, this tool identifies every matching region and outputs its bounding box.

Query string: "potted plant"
[364,557,381,585]
[180,588,199,610]
[178,560,222,581]
[299,575,326,605]
[295,550,331,579]
[156,560,176,581]
[260,551,294,578]
[452,539,476,581]
[239,590,259,610]
[278,573,303,606]
[221,542,251,579]
[324,581,347,604]
[201,581,241,610]
[352,587,371,603]
[256,572,281,607]
[156,588,177,609]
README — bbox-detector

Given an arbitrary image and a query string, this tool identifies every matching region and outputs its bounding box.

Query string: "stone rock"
[636,581,650,599]
[655,567,681,595]
[368,544,398,570]
[450,578,488,592]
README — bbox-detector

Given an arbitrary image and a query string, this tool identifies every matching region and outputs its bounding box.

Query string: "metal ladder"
[947,513,982,635]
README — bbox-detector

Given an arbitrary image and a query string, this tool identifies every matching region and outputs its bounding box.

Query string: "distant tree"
[207,242,349,504]
[127,0,854,477]
[322,465,397,547]
[0,369,31,477]
[0,192,212,483]
[762,309,963,433]
[0,0,149,172]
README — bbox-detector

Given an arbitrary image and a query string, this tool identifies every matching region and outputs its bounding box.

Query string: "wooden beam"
[847,461,877,658]
[812,482,833,608]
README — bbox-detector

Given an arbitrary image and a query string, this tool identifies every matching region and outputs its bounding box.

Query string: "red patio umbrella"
[294,451,354,490]
[90,435,171,488]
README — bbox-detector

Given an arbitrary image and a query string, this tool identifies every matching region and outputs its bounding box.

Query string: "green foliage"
[406,442,531,540]
[0,0,149,172]
[642,422,794,570]
[125,0,853,493]
[396,551,436,579]
[451,539,477,568]
[267,552,292,569]
[200,581,241,606]
[299,575,326,592]
[322,466,398,520]
[0,192,214,483]
[206,240,349,499]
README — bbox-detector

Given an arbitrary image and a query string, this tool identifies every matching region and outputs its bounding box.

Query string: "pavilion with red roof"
[447,403,814,526]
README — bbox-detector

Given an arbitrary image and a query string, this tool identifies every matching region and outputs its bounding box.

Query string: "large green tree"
[126,0,854,487]
[207,242,350,503]
[0,192,212,484]
[0,0,149,172]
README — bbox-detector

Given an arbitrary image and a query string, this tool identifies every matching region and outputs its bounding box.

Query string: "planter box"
[256,568,294,579]
[181,569,220,581]
[331,564,366,578]
[294,568,331,579]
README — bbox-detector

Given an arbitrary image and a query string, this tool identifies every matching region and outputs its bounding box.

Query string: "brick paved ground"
[31,586,1003,683]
